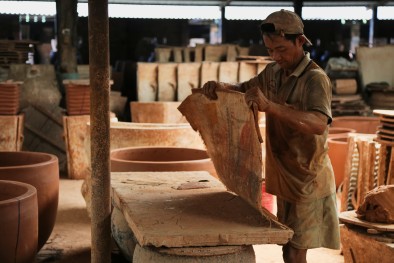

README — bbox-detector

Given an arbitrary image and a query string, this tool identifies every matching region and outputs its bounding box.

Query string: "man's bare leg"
[282,243,307,263]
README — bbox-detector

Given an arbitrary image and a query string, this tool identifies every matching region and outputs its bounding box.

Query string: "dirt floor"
[35,178,344,263]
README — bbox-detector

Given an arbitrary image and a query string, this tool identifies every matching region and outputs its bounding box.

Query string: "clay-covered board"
[178,89,263,212]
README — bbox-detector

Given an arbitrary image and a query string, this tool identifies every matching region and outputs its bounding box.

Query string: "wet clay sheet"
[178,89,263,211]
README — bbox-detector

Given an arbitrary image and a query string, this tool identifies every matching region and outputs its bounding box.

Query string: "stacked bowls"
[0,83,20,115]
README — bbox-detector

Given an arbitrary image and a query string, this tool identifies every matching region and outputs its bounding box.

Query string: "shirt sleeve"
[305,70,333,124]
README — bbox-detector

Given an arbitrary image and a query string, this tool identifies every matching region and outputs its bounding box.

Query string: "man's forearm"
[267,103,328,135]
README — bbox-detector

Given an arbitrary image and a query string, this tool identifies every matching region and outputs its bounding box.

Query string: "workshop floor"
[35,178,344,263]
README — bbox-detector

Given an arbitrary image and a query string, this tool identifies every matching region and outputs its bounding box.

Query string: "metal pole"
[369,6,377,47]
[88,0,111,262]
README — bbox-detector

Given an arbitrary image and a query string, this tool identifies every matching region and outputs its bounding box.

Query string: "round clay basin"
[331,116,380,134]
[327,136,349,189]
[328,127,356,138]
[0,180,38,263]
[0,151,59,250]
[111,147,216,176]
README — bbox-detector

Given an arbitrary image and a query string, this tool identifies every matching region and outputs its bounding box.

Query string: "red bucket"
[261,182,275,214]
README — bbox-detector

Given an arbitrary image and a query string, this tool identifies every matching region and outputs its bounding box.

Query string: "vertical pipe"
[88,0,111,262]
[369,6,377,47]
[293,0,303,18]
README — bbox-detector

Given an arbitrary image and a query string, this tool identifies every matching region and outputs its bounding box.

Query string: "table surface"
[111,171,293,248]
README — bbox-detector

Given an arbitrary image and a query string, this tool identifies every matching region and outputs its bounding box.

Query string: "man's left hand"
[245,87,270,112]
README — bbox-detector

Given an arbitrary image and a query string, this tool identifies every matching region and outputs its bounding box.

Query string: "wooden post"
[56,0,78,75]
[88,1,111,262]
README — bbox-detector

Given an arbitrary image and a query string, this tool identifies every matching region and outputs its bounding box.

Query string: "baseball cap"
[260,9,312,46]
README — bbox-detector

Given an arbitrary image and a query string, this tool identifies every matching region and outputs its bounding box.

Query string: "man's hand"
[201,81,220,100]
[245,87,270,112]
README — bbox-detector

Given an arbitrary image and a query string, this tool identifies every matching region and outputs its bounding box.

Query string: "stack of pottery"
[0,151,59,252]
[0,83,20,115]
[65,83,90,115]
[0,180,38,263]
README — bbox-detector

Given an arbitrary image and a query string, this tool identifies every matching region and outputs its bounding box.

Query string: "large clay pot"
[0,151,59,250]
[0,180,38,263]
[111,146,216,177]
[331,116,380,134]
[327,136,349,189]
[328,127,356,138]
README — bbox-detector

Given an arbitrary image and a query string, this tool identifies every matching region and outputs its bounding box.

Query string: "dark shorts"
[276,193,340,250]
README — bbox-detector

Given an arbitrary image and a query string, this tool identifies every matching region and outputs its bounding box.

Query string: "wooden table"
[111,171,293,248]
[339,211,394,263]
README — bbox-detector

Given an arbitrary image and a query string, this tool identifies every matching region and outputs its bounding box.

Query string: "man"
[201,9,340,263]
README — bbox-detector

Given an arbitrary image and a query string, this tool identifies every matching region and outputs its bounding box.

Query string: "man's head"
[260,9,311,71]
[260,9,312,46]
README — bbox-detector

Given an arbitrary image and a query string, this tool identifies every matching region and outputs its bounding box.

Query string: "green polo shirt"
[240,53,336,202]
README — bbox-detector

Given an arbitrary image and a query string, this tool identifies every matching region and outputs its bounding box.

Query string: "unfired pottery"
[0,151,59,250]
[331,116,380,134]
[328,127,356,138]
[110,146,216,177]
[0,180,38,263]
[327,135,349,189]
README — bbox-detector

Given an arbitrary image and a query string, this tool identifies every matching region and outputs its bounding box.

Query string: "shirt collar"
[272,52,311,77]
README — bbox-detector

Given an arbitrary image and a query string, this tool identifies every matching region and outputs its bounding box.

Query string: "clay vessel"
[327,136,349,189]
[330,116,380,134]
[111,146,216,177]
[65,84,90,115]
[0,151,59,250]
[0,83,20,115]
[0,180,38,263]
[328,127,356,138]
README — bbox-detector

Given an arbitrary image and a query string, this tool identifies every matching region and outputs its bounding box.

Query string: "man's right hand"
[201,80,220,100]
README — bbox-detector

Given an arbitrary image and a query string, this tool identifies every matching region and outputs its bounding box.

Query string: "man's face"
[262,34,303,71]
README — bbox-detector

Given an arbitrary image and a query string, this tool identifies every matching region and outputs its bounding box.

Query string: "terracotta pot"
[111,146,216,177]
[65,84,90,115]
[328,127,356,138]
[0,83,20,115]
[331,116,380,134]
[327,136,349,189]
[0,180,38,263]
[0,151,59,250]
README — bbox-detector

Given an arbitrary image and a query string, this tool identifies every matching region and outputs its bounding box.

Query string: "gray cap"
[261,9,312,46]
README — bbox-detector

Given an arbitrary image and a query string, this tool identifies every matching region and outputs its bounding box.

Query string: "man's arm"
[245,86,328,135]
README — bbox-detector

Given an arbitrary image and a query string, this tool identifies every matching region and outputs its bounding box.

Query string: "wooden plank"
[377,145,389,186]
[155,48,172,63]
[387,149,394,185]
[239,62,257,82]
[0,115,24,151]
[204,45,227,62]
[339,210,394,232]
[111,171,293,248]
[179,90,263,212]
[341,135,357,212]
[158,63,177,101]
[137,62,158,102]
[340,224,394,263]
[218,62,239,83]
[130,102,186,123]
[200,62,219,85]
[177,63,200,102]
[63,115,90,179]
